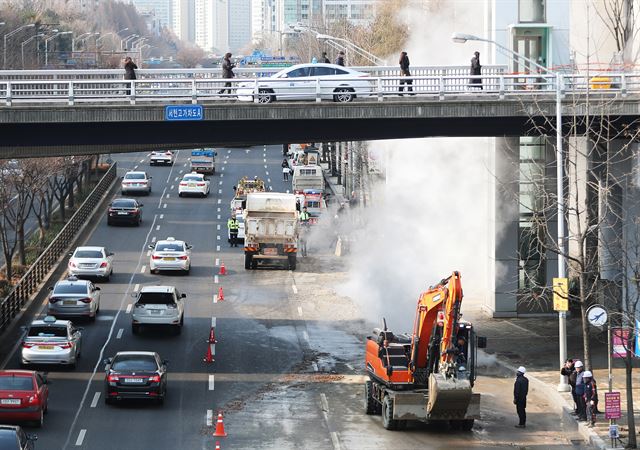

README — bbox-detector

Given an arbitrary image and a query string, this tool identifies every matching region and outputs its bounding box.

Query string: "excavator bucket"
[426,373,472,420]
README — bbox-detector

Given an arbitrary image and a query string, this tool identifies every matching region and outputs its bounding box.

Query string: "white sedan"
[68,246,114,281]
[237,63,372,104]
[178,173,210,197]
[149,237,192,274]
[150,151,175,166]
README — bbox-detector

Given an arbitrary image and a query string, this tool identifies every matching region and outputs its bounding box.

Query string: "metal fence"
[0,163,117,334]
[0,72,633,106]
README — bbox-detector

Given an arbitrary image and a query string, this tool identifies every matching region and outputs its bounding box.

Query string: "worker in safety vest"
[227,216,239,247]
[299,207,310,223]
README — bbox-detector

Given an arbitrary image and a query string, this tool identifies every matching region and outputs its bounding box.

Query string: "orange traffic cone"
[208,326,217,344]
[203,342,214,363]
[218,286,225,302]
[215,442,221,450]
[219,262,226,275]
[213,411,228,437]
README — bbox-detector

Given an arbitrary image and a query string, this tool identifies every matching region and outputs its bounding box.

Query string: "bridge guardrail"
[0,72,628,106]
[0,163,117,334]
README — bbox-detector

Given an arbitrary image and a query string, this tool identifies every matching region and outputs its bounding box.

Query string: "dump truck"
[190,149,216,174]
[364,271,486,431]
[243,192,299,270]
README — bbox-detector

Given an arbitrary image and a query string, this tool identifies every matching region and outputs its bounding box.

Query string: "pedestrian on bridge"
[321,52,330,64]
[470,51,482,90]
[335,51,345,67]
[513,366,529,428]
[123,57,137,95]
[219,52,236,96]
[399,51,413,95]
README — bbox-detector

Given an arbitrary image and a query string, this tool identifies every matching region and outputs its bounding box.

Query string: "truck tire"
[460,419,474,431]
[244,253,252,270]
[364,381,379,415]
[382,395,399,430]
[288,254,297,271]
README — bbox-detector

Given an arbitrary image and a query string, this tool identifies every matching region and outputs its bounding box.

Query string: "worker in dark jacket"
[321,52,330,63]
[514,366,529,428]
[219,52,235,95]
[335,51,345,66]
[470,51,482,89]
[561,359,577,414]
[583,371,598,426]
[399,51,413,95]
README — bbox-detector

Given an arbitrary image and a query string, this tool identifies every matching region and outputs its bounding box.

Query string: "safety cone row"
[203,342,215,363]
[213,411,228,437]
[208,326,217,344]
[215,441,221,450]
[218,261,226,275]
[217,286,225,302]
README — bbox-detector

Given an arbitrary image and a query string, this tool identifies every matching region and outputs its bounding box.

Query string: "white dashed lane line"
[163,204,167,209]
[302,330,309,343]
[166,194,170,198]
[170,185,174,190]
[126,304,133,314]
[155,225,160,231]
[116,328,124,339]
[219,181,223,185]
[216,245,220,251]
[174,176,179,181]
[216,224,220,230]
[266,171,269,176]
[140,266,146,273]
[297,306,303,317]
[215,258,219,266]
[159,214,164,219]
[134,284,140,292]
[75,429,87,446]
[206,410,214,426]
[218,189,222,194]
[292,284,298,294]
[214,275,219,284]
[208,375,215,391]
[90,392,100,408]
[139,159,144,163]
[217,199,221,204]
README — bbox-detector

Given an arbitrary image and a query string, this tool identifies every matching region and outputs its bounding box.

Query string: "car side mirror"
[103,357,112,365]
[139,203,144,207]
[187,245,193,250]
[148,245,154,249]
[181,293,186,298]
[77,327,84,331]
[48,286,53,291]
[27,434,37,441]
[162,359,169,365]
[108,252,114,256]
[477,336,487,349]
[149,176,152,179]
[68,252,73,257]
[95,286,101,291]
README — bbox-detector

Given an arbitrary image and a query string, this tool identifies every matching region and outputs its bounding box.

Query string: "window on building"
[519,0,545,23]
[518,136,547,291]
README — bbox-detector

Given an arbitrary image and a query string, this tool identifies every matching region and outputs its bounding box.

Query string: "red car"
[0,370,49,427]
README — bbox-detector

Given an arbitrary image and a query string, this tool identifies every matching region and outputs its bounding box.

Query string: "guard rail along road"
[0,163,117,334]
[0,66,632,106]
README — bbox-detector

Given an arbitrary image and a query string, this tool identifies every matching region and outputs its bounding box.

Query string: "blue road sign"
[165,105,203,121]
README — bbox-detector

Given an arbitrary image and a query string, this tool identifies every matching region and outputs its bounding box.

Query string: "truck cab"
[190,149,216,174]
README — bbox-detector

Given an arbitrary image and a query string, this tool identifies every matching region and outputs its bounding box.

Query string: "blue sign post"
[165,105,203,121]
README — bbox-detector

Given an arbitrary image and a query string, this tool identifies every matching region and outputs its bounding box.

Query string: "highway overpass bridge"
[0,66,638,158]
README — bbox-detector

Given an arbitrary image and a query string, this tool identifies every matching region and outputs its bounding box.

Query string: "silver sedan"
[21,316,82,368]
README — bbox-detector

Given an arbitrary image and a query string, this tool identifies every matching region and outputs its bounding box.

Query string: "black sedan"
[0,425,36,449]
[103,351,167,405]
[107,198,143,226]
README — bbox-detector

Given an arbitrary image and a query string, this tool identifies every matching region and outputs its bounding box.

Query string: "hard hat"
[583,371,592,378]
[575,361,584,368]
[517,366,526,374]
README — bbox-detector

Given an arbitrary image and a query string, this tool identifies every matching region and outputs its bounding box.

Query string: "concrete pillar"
[487,136,520,317]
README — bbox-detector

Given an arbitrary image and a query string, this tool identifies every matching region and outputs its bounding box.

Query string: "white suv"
[132,286,185,335]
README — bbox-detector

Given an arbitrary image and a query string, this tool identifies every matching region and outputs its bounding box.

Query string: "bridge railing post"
[191,79,197,104]
[253,79,259,104]
[499,75,505,99]
[4,82,11,106]
[377,77,383,102]
[620,73,627,98]
[130,80,136,105]
[315,78,321,103]
[438,76,445,100]
[68,81,74,106]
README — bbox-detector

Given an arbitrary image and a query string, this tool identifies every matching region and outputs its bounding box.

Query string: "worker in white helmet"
[513,366,529,428]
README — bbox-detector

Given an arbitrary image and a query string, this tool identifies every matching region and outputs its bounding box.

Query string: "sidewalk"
[321,165,638,449]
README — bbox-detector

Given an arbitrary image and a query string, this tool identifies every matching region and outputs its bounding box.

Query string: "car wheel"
[132,324,140,335]
[184,266,190,275]
[157,395,165,406]
[33,409,44,428]
[257,89,275,104]
[136,217,142,227]
[333,87,355,103]
[173,324,182,335]
[178,192,183,197]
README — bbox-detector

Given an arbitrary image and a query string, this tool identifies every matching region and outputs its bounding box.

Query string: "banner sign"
[605,392,621,420]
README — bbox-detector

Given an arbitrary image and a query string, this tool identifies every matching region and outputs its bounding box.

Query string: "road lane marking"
[330,432,341,450]
[217,215,221,220]
[266,171,269,176]
[174,176,179,181]
[346,363,354,371]
[217,207,221,212]
[292,284,298,294]
[224,161,227,164]
[216,224,220,231]
[215,258,219,266]
[216,245,220,251]
[166,194,170,198]
[139,159,144,163]
[183,162,187,167]
[159,214,164,219]
[208,375,215,390]
[214,275,219,284]
[213,294,218,304]
[263,158,266,162]
[75,429,86,446]
[302,330,309,343]
[155,225,160,231]
[158,187,167,208]
[163,203,167,209]
[264,164,267,168]
[134,284,140,292]
[170,185,174,190]
[320,393,329,411]
[217,199,221,204]
[90,392,100,408]
[217,235,220,240]
[211,317,216,327]
[218,189,222,194]
[267,178,271,183]
[219,181,223,185]
[313,362,319,372]
[62,214,160,450]
[147,250,151,256]
[220,172,224,176]
[116,328,123,339]
[126,304,133,313]
[141,266,146,273]
[133,165,138,170]
[206,410,213,426]
[297,306,303,317]
[179,170,183,174]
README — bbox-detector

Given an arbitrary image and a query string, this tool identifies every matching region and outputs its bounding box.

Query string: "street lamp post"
[452,32,570,393]
[121,34,139,51]
[73,32,99,52]
[292,25,384,66]
[3,23,36,69]
[45,31,72,67]
[21,33,45,68]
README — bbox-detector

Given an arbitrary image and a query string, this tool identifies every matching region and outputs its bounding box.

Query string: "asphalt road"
[0,146,589,449]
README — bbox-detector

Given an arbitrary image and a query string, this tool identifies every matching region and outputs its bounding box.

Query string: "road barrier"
[0,163,118,334]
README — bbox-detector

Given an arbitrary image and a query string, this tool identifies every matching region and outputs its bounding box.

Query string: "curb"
[483,350,608,449]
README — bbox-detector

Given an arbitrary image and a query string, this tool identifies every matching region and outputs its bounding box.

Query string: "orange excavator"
[364,271,486,430]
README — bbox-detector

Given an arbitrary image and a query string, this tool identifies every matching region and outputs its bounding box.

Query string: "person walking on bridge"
[335,51,345,66]
[123,56,137,95]
[470,51,482,90]
[219,52,236,96]
[513,366,529,428]
[399,51,413,95]
[321,52,330,63]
